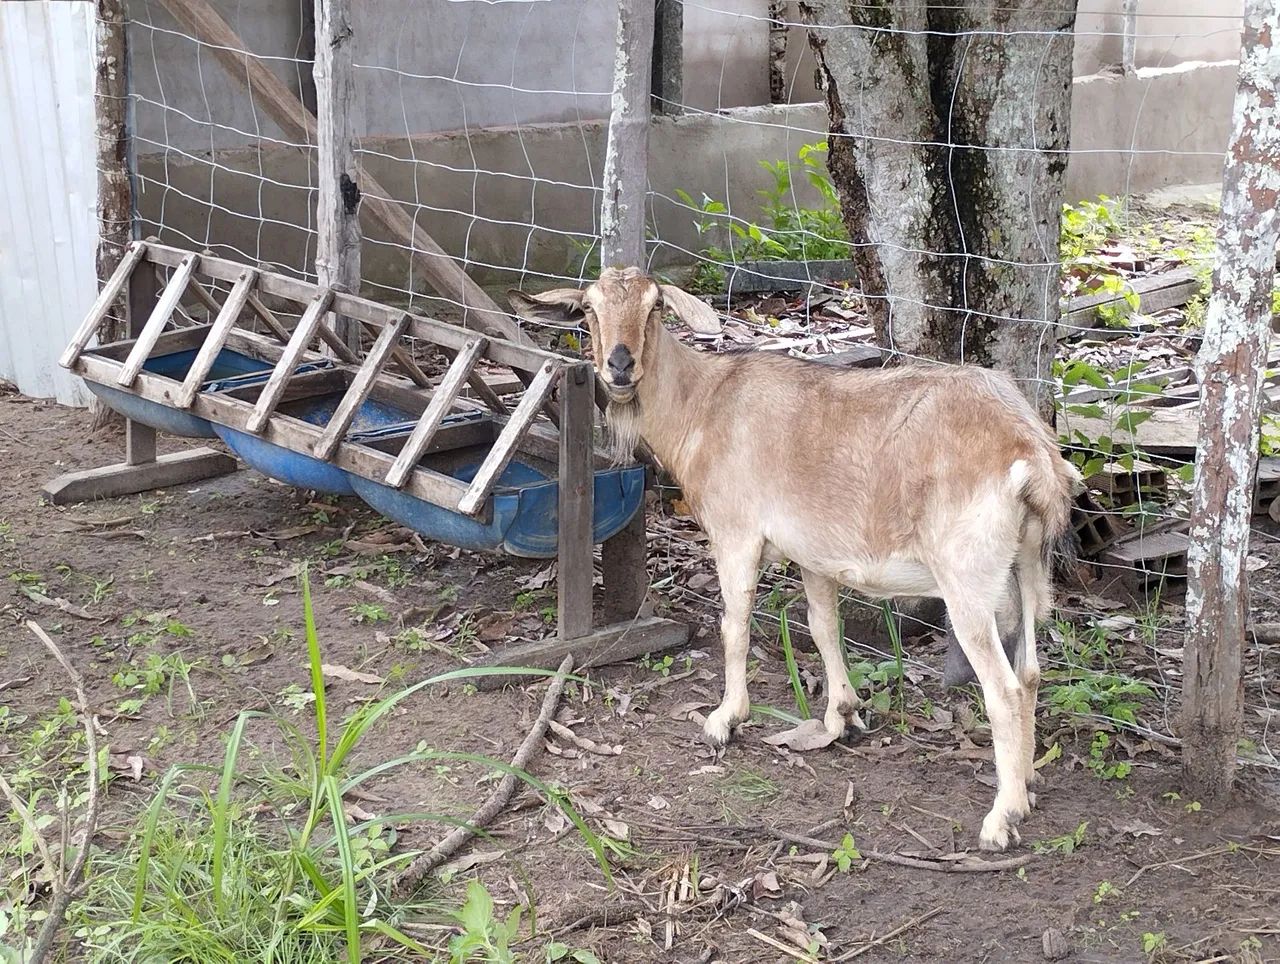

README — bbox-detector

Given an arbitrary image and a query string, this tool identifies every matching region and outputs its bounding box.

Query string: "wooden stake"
[558,363,596,640]
[1182,0,1280,798]
[600,0,656,268]
[313,0,361,352]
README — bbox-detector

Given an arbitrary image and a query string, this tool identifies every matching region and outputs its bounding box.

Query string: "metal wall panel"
[0,1,97,405]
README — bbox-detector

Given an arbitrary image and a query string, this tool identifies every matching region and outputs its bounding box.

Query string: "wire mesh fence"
[114,0,1278,772]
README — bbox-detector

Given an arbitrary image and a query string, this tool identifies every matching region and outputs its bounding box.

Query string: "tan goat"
[510,268,1079,851]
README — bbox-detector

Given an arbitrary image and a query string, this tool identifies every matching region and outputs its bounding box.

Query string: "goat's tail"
[1020,447,1081,548]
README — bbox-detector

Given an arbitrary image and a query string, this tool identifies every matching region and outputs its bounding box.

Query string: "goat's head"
[507,267,721,403]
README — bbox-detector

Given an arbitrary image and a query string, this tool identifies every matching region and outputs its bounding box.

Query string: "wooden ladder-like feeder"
[49,240,688,678]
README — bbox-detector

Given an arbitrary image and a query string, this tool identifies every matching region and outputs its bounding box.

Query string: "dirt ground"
[2,389,1280,964]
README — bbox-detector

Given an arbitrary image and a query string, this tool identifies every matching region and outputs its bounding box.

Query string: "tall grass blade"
[301,566,328,774]
[323,775,361,964]
[211,712,253,914]
[880,601,905,716]
[779,606,809,718]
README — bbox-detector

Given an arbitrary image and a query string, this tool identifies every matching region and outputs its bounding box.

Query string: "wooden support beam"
[1181,0,1280,799]
[314,0,361,351]
[152,0,527,345]
[386,337,487,488]
[59,240,147,369]
[651,0,683,114]
[125,264,159,466]
[43,449,238,505]
[458,362,559,516]
[558,363,596,640]
[314,311,410,461]
[602,508,649,622]
[601,0,656,267]
[92,0,133,353]
[246,289,335,434]
[117,254,197,387]
[471,617,689,691]
[176,269,259,407]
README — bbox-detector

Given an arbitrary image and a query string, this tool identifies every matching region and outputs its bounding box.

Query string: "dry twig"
[833,906,945,961]
[24,619,102,964]
[397,654,574,891]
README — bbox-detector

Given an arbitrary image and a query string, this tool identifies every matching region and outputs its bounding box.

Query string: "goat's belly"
[836,558,939,599]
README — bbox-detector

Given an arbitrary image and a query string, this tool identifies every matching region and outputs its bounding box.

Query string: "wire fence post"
[314,0,361,351]
[601,0,656,267]
[1181,0,1280,798]
[651,0,682,116]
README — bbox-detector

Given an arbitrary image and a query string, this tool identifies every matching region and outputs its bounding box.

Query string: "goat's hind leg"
[941,585,1032,851]
[703,541,762,747]
[800,567,865,738]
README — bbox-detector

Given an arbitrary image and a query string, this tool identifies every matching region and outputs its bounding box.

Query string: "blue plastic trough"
[351,456,645,559]
[84,348,275,438]
[212,390,415,497]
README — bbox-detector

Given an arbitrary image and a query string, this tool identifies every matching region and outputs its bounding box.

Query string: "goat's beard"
[604,397,643,466]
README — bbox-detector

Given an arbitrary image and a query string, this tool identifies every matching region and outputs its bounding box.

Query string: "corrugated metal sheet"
[0,1,97,405]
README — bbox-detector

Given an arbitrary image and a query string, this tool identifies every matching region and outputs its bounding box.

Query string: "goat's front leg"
[800,567,865,738]
[703,543,762,747]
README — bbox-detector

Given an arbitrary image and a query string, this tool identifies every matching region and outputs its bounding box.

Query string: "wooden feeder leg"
[557,363,596,642]
[602,509,648,622]
[44,265,235,505]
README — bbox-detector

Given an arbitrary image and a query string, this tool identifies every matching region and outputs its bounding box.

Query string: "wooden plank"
[602,508,648,622]
[117,254,197,387]
[176,269,259,408]
[1061,266,1201,334]
[73,354,472,513]
[245,289,335,434]
[150,0,528,345]
[246,293,294,345]
[125,263,159,466]
[42,449,237,505]
[471,617,689,692]
[558,363,596,640]
[314,0,361,351]
[314,311,410,461]
[600,0,655,267]
[458,362,560,516]
[1064,406,1199,457]
[58,240,147,369]
[385,337,487,488]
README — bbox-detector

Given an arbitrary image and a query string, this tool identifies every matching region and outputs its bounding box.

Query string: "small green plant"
[448,879,522,963]
[1086,732,1132,781]
[1093,880,1118,903]
[1034,821,1088,856]
[1057,358,1166,482]
[347,602,388,624]
[545,942,602,964]
[1142,931,1167,955]
[832,832,862,873]
[640,653,675,677]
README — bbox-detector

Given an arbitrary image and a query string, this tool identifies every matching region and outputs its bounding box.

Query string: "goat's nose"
[606,345,635,385]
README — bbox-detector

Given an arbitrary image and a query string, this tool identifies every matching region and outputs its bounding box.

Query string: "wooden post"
[651,0,682,115]
[313,0,361,352]
[90,0,132,427]
[1181,0,1280,798]
[768,1,788,104]
[558,363,596,640]
[601,0,656,268]
[298,1,318,114]
[125,266,159,466]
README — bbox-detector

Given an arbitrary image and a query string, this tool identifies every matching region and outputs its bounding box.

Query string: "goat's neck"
[633,320,720,484]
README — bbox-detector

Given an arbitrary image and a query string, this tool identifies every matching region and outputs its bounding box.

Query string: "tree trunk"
[91,0,132,430]
[798,1,1078,416]
[1181,0,1280,800]
[768,2,789,104]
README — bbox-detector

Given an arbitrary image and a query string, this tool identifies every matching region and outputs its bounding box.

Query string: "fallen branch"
[549,898,647,937]
[864,849,1033,874]
[1123,843,1280,888]
[24,620,102,964]
[397,654,574,891]
[833,906,945,961]
[747,927,820,963]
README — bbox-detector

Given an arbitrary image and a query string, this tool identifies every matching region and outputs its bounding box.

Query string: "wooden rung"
[316,315,361,363]
[245,289,335,434]
[313,312,412,461]
[59,241,148,369]
[458,361,559,516]
[116,254,198,387]
[247,293,294,344]
[385,337,488,489]
[176,269,259,408]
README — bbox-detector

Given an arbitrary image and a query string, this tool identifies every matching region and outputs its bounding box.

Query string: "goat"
[509,267,1079,851]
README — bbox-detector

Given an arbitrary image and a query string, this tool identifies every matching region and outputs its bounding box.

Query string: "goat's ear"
[506,288,586,328]
[659,285,722,336]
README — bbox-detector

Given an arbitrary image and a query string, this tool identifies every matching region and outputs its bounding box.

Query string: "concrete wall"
[135,60,1238,294]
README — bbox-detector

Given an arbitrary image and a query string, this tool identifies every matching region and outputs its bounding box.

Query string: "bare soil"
[2,392,1279,963]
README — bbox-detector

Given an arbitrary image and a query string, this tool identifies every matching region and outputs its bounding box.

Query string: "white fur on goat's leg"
[800,567,864,737]
[943,595,1030,852]
[703,544,761,747]
[1017,537,1048,794]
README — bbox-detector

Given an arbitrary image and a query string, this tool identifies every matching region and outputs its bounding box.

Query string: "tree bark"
[768,2,789,104]
[91,0,132,429]
[1181,0,1280,799]
[798,1,1078,416]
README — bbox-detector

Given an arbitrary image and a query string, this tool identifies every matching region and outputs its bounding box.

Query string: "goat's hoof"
[824,705,867,739]
[979,814,1021,852]
[702,707,744,747]
[1027,790,1038,810]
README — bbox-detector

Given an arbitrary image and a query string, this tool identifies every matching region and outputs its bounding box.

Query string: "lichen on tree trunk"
[798,1,1078,417]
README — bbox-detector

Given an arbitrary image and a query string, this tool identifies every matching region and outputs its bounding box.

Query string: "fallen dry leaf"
[602,819,630,841]
[762,719,839,752]
[648,795,670,811]
[321,663,384,685]
[25,591,94,620]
